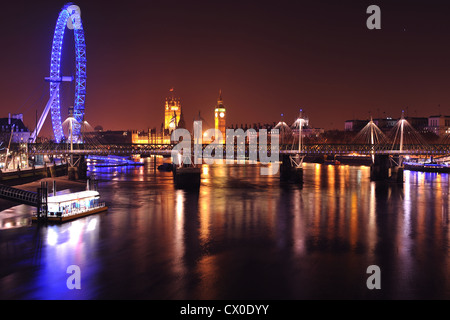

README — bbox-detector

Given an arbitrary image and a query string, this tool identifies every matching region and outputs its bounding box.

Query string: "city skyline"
[1,1,450,138]
[2,1,450,303]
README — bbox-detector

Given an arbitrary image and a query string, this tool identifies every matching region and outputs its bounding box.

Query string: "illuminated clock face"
[215,113,218,118]
[219,112,225,118]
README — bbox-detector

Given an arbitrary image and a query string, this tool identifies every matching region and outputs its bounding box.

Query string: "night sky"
[1,0,450,137]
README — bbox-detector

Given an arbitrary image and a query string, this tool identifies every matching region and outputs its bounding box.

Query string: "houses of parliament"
[132,89,227,144]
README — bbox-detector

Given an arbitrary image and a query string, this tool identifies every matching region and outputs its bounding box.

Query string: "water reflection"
[0,160,449,299]
[0,205,31,229]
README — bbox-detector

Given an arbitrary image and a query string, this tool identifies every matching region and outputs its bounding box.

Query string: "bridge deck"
[27,143,450,157]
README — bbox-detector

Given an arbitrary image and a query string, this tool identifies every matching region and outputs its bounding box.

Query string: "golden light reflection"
[327,165,335,188]
[173,190,185,276]
[339,165,347,196]
[196,255,219,299]
[436,173,442,190]
[314,163,321,192]
[418,172,425,186]
[138,166,144,181]
[349,191,358,250]
[199,186,211,245]
[213,162,227,178]
[327,168,336,238]
[368,181,376,253]
[417,175,425,249]
[314,164,321,231]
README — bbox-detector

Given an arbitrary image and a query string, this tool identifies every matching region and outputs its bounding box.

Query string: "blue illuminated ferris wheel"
[30,3,86,143]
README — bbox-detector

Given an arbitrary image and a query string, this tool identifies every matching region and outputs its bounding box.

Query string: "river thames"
[0,158,449,299]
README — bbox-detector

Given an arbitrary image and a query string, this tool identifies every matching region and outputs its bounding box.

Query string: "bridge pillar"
[68,166,79,180]
[172,165,201,190]
[79,156,87,180]
[43,163,48,178]
[67,155,87,181]
[390,165,404,183]
[280,154,303,183]
[48,163,56,177]
[370,155,404,183]
[370,155,390,181]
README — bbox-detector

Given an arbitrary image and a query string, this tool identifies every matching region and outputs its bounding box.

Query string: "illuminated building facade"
[132,89,183,145]
[0,113,31,143]
[132,129,167,145]
[427,115,450,135]
[214,90,226,142]
[164,89,182,133]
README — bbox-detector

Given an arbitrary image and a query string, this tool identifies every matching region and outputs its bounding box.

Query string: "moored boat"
[157,162,174,172]
[32,189,108,223]
[403,161,450,173]
[324,159,341,165]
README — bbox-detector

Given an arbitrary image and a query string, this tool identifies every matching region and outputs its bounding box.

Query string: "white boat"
[32,189,108,223]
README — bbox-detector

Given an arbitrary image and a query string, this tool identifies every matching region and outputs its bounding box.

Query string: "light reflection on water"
[0,159,449,299]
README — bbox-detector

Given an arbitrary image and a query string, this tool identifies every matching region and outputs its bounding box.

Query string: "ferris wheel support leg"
[30,85,60,143]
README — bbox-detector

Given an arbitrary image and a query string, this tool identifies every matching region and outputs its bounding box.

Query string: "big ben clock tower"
[214,90,226,143]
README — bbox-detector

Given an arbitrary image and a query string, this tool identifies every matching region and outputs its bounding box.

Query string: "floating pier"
[32,190,107,223]
[30,178,107,223]
[172,152,201,190]
[173,165,201,189]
